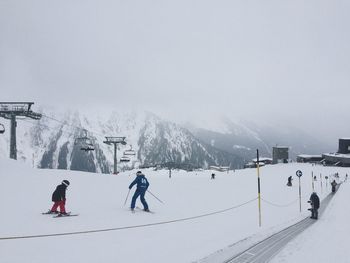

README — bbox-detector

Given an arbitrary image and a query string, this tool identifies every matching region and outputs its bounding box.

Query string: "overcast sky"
[1,0,349,143]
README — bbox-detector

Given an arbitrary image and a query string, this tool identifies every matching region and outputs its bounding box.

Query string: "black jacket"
[310,193,320,209]
[52,184,67,202]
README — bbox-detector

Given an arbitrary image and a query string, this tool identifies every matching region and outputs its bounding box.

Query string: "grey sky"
[1,0,349,143]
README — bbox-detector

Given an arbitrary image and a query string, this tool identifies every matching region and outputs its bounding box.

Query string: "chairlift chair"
[123,145,136,156]
[120,156,130,162]
[81,144,95,152]
[0,123,4,134]
[74,129,95,151]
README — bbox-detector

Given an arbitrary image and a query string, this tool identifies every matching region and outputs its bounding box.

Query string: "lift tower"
[103,136,127,174]
[0,102,42,160]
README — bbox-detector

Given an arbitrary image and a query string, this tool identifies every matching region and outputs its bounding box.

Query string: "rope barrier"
[261,198,299,208]
[0,197,258,241]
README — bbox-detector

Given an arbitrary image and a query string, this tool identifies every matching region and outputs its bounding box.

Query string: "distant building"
[252,157,273,165]
[244,162,265,169]
[322,138,350,167]
[209,166,230,172]
[272,146,289,164]
[297,154,323,163]
[338,138,350,154]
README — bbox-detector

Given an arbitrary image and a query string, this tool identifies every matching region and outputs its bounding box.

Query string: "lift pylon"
[0,102,42,159]
[103,136,127,174]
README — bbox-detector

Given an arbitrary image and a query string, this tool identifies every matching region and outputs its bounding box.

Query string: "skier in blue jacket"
[129,171,150,212]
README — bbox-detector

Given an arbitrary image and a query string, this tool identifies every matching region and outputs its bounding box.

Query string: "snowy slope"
[0,157,348,263]
[271,178,350,263]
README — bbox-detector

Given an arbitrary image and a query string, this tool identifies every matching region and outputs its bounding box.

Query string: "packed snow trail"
[0,197,257,240]
[222,191,336,263]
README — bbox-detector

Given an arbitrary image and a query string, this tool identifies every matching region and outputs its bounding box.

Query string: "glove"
[128,186,132,190]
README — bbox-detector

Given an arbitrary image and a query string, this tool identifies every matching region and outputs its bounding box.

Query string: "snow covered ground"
[0,157,348,263]
[272,177,350,263]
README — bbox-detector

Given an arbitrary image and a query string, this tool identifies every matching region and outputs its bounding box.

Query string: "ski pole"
[123,189,131,206]
[147,190,164,204]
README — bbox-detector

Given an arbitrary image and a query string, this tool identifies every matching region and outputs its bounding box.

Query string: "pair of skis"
[131,207,155,214]
[42,211,79,218]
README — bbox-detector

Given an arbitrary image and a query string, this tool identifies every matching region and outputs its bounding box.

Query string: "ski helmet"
[62,180,70,186]
[136,171,142,175]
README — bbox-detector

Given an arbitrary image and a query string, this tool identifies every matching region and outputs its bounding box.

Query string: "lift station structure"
[0,102,42,160]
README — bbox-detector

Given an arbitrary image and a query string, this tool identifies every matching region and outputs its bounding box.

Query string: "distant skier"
[211,173,216,179]
[48,180,70,215]
[129,171,150,212]
[287,176,293,186]
[308,192,320,219]
[331,179,337,193]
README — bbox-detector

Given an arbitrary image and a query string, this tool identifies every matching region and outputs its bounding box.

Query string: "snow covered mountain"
[0,109,243,173]
[0,108,332,173]
[185,116,332,164]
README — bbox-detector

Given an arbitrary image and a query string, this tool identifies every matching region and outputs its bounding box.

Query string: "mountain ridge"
[0,108,332,172]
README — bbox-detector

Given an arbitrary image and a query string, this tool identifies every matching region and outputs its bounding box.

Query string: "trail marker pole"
[257,149,262,227]
[296,170,303,213]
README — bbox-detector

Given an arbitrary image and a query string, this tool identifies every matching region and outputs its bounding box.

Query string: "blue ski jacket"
[129,175,149,190]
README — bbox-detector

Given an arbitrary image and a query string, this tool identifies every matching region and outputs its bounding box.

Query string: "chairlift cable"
[18,119,77,137]
[40,114,105,137]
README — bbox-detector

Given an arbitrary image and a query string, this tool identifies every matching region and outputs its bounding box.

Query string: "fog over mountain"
[1,0,349,153]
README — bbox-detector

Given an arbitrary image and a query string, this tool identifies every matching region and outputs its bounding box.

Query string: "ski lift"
[123,145,136,156]
[0,123,4,134]
[120,156,131,162]
[74,129,95,151]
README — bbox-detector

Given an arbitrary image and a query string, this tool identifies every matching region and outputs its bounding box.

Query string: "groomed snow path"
[222,189,337,263]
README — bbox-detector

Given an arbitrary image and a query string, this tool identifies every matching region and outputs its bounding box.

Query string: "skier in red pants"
[48,180,70,215]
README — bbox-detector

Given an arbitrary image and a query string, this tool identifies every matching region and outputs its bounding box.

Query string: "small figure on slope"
[308,192,320,219]
[129,171,150,212]
[331,179,337,193]
[211,173,216,179]
[48,180,70,215]
[287,176,293,186]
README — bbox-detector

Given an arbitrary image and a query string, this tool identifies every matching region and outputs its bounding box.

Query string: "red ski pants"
[51,200,66,213]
